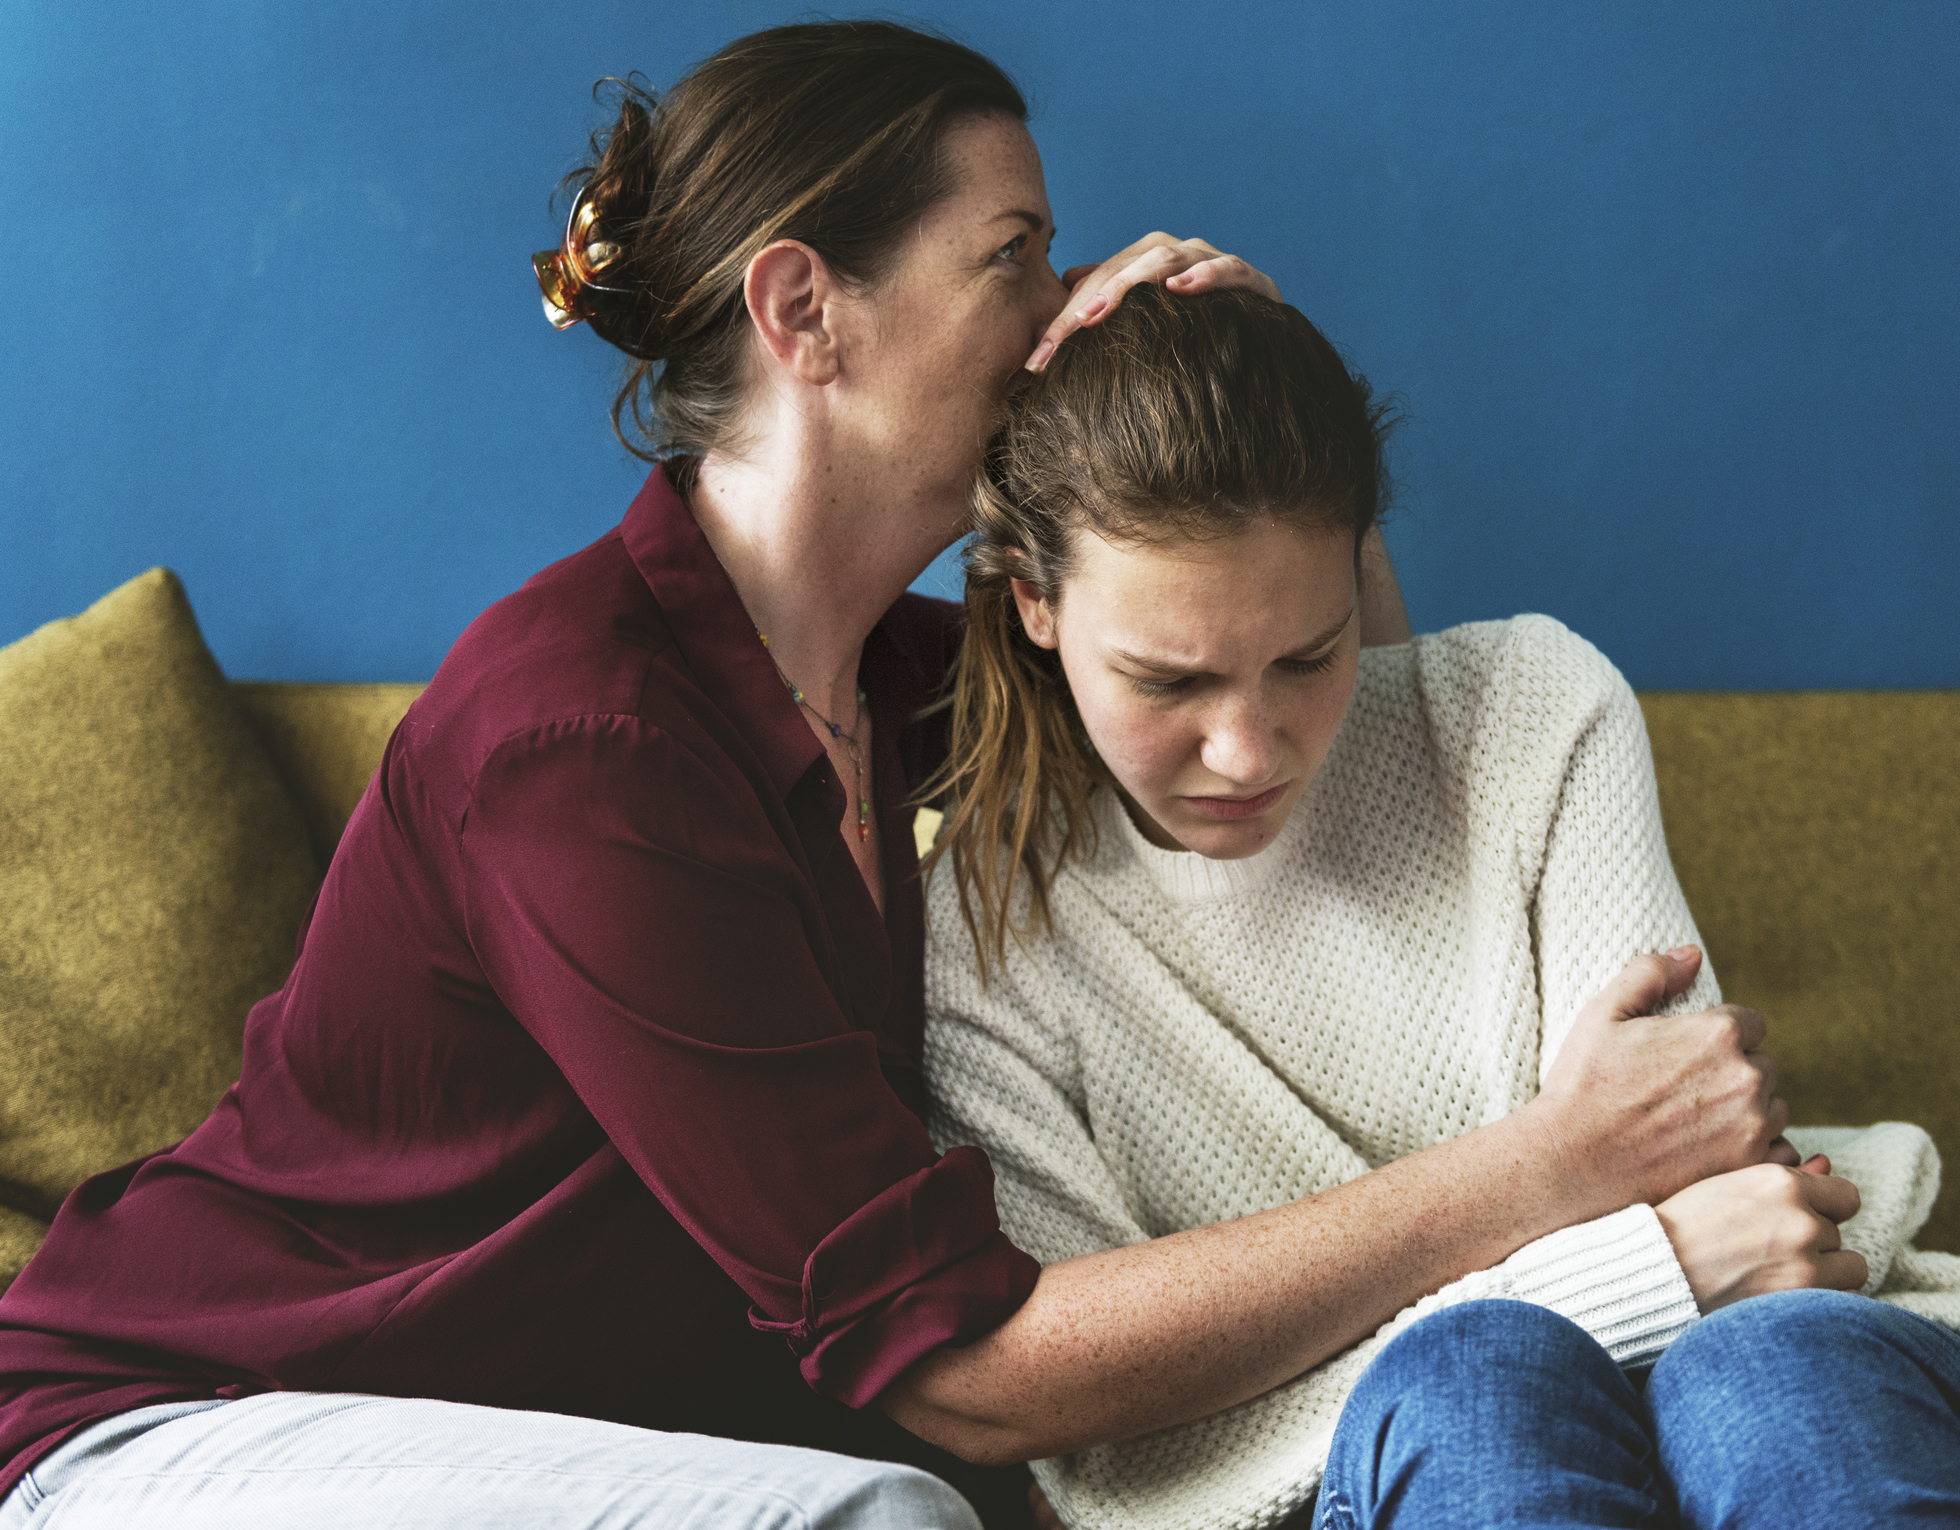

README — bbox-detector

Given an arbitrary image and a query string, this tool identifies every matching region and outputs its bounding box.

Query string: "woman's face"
[1013,517,1361,860]
[836,114,1068,525]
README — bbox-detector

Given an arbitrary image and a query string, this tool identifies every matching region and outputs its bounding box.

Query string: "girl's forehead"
[1063,520,1356,653]
[1068,517,1351,595]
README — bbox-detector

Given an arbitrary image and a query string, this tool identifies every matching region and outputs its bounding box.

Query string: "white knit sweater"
[924,615,1959,1530]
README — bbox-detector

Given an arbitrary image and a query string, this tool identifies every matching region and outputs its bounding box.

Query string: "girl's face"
[1012,517,1361,859]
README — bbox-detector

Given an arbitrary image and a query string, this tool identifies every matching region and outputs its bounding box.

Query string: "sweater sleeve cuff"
[747,1145,1041,1407]
[1494,1203,1700,1366]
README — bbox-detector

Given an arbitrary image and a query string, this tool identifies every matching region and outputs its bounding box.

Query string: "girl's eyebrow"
[1281,609,1357,661]
[1111,649,1198,676]
[1114,609,1355,676]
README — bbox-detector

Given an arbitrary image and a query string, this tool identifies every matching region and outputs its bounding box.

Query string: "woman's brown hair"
[925,283,1393,977]
[560,22,1025,483]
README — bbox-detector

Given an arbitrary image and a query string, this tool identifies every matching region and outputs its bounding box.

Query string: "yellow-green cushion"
[0,568,318,1243]
[0,1204,49,1293]
[1643,692,1959,1251]
[231,682,425,869]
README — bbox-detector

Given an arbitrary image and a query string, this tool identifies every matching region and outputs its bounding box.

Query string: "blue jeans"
[1315,1292,1960,1528]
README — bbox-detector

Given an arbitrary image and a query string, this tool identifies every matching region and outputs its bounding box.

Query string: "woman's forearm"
[882,1104,1594,1464]
[887,950,1783,1464]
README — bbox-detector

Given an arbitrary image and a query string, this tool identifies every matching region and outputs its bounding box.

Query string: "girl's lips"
[1178,781,1290,821]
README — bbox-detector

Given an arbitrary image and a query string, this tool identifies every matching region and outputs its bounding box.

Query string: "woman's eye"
[994,234,1027,264]
[1129,674,1191,699]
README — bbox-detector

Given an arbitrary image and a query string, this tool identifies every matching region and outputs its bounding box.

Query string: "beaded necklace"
[757,631,871,842]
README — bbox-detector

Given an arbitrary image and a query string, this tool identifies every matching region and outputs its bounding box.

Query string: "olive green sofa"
[0,570,1954,1298]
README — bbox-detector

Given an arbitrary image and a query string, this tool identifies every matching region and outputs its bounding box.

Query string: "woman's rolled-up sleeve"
[456,712,1037,1404]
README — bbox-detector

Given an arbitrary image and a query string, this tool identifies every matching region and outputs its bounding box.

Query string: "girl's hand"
[1026,235,1281,371]
[1533,948,1788,1208]
[1655,1154,1870,1310]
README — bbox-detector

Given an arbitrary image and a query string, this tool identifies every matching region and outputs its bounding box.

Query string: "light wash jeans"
[0,1391,982,1529]
[1315,1290,1960,1528]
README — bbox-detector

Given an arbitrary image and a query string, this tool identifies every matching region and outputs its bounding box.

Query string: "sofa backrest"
[230,682,1960,1251]
[231,683,424,871]
[1641,692,1957,1248]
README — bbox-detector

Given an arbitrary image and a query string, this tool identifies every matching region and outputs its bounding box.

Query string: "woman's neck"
[689,428,965,717]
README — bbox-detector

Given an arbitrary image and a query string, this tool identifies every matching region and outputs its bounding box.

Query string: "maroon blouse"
[0,466,1039,1497]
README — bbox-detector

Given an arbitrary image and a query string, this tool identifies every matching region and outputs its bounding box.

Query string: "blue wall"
[3,1,1954,688]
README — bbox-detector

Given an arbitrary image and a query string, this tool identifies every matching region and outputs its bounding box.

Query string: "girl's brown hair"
[925,283,1392,976]
[566,22,1026,483]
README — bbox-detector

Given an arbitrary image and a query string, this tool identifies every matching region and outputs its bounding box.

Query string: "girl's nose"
[1198,695,1280,788]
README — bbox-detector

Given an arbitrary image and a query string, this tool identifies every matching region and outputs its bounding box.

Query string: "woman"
[0,21,1819,1530]
[0,22,1382,1530]
[921,283,1960,1527]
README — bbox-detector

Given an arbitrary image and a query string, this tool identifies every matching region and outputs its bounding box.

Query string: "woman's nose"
[1035,259,1070,327]
[1198,695,1280,787]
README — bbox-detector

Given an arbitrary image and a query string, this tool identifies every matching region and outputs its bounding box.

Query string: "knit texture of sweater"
[924,615,1959,1530]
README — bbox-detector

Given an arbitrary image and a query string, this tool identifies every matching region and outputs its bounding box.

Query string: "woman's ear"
[1009,577,1059,649]
[744,240,841,385]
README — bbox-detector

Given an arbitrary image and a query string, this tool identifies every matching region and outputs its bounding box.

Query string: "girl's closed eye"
[1127,642,1341,700]
[1128,672,1192,700]
[1278,648,1342,678]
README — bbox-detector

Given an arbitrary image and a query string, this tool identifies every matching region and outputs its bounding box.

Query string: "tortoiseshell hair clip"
[532,186,628,330]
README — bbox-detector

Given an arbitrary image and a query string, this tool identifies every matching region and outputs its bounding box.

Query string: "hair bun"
[542,23,1024,460]
[533,83,669,358]
[531,181,664,359]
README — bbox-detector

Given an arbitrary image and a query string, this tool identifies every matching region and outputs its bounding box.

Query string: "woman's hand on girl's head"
[1026,234,1281,371]
[1654,1156,1870,1312]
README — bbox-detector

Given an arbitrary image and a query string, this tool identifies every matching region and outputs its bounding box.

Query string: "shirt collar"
[623,462,820,802]
[620,462,948,804]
